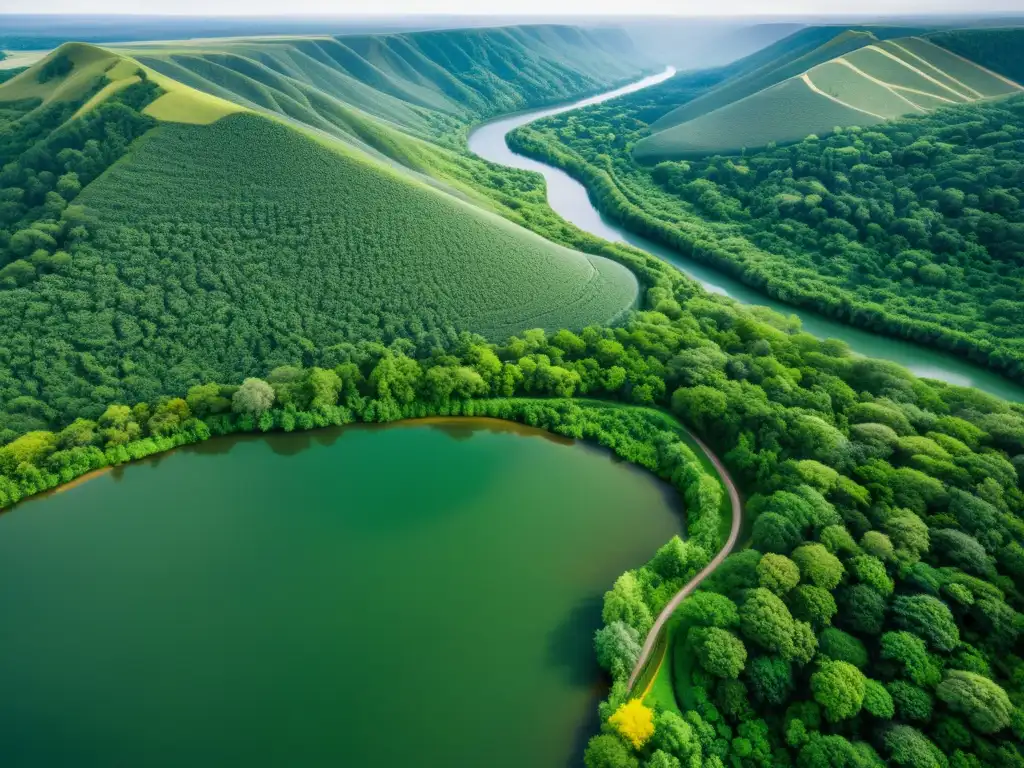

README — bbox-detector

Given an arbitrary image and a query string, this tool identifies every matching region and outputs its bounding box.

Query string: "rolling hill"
[0,29,646,437]
[634,27,1024,160]
[101,27,657,209]
[112,27,650,147]
[647,26,924,133]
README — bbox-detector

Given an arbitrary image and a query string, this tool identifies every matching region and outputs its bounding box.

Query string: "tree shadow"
[565,688,606,768]
[422,417,575,446]
[546,592,608,766]
[546,592,605,689]
[181,426,350,458]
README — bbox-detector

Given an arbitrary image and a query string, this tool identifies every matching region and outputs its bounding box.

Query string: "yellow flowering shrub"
[609,698,655,749]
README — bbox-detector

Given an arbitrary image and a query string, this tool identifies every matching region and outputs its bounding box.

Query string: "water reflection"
[0,417,682,768]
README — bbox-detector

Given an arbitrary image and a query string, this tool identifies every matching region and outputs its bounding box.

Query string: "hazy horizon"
[3,1,1024,16]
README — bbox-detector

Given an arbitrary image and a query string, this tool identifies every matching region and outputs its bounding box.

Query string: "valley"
[510,26,1024,388]
[0,31,649,439]
[1,12,1023,768]
[472,71,1024,401]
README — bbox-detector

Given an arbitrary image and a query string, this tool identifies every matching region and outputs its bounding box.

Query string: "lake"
[0,419,681,767]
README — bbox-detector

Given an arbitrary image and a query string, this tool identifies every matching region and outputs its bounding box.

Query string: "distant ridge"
[634,26,1023,160]
[115,26,652,144]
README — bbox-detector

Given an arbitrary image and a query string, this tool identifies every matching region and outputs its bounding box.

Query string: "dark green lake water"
[0,419,681,768]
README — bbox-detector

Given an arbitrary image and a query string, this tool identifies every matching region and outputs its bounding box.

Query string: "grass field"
[808,59,925,118]
[0,43,124,104]
[0,50,46,70]
[842,46,973,102]
[899,36,1022,98]
[930,27,1024,84]
[635,28,1024,160]
[876,39,979,98]
[634,76,880,160]
[650,27,916,133]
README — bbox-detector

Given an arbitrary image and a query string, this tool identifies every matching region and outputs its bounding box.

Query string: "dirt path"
[800,73,888,120]
[863,44,979,102]
[626,430,744,693]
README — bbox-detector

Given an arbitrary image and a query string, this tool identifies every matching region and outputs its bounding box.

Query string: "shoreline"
[2,412,630,513]
[53,466,113,494]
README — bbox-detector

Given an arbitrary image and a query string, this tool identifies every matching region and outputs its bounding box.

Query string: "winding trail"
[625,430,743,693]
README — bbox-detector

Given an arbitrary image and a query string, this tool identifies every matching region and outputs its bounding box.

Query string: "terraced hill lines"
[806,40,1022,116]
[803,60,917,118]
[634,29,1024,160]
[902,36,1024,95]
[648,27,922,133]
[879,39,984,99]
[929,27,1024,84]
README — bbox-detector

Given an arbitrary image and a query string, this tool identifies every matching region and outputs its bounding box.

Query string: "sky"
[4,0,1024,14]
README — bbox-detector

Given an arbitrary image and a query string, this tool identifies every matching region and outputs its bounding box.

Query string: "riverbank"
[6,420,574,509]
[468,74,1024,402]
[509,125,1024,393]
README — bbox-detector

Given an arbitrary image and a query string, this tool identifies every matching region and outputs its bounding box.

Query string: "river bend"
[468,69,1024,402]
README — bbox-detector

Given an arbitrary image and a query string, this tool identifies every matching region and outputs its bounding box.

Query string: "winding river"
[468,69,1024,403]
[0,419,681,767]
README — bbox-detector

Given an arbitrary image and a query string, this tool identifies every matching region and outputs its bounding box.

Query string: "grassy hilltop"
[0,29,647,438]
[634,27,1023,160]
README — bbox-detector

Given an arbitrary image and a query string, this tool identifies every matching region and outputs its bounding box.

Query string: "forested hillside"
[0,32,649,441]
[509,28,1024,384]
[1,19,1024,768]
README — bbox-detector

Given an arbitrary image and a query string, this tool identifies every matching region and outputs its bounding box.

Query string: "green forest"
[3,262,1023,767]
[511,80,1024,383]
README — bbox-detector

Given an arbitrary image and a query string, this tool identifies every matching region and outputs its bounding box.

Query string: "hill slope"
[649,26,924,133]
[635,28,1022,160]
[0,33,644,437]
[929,27,1024,84]
[114,27,651,146]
